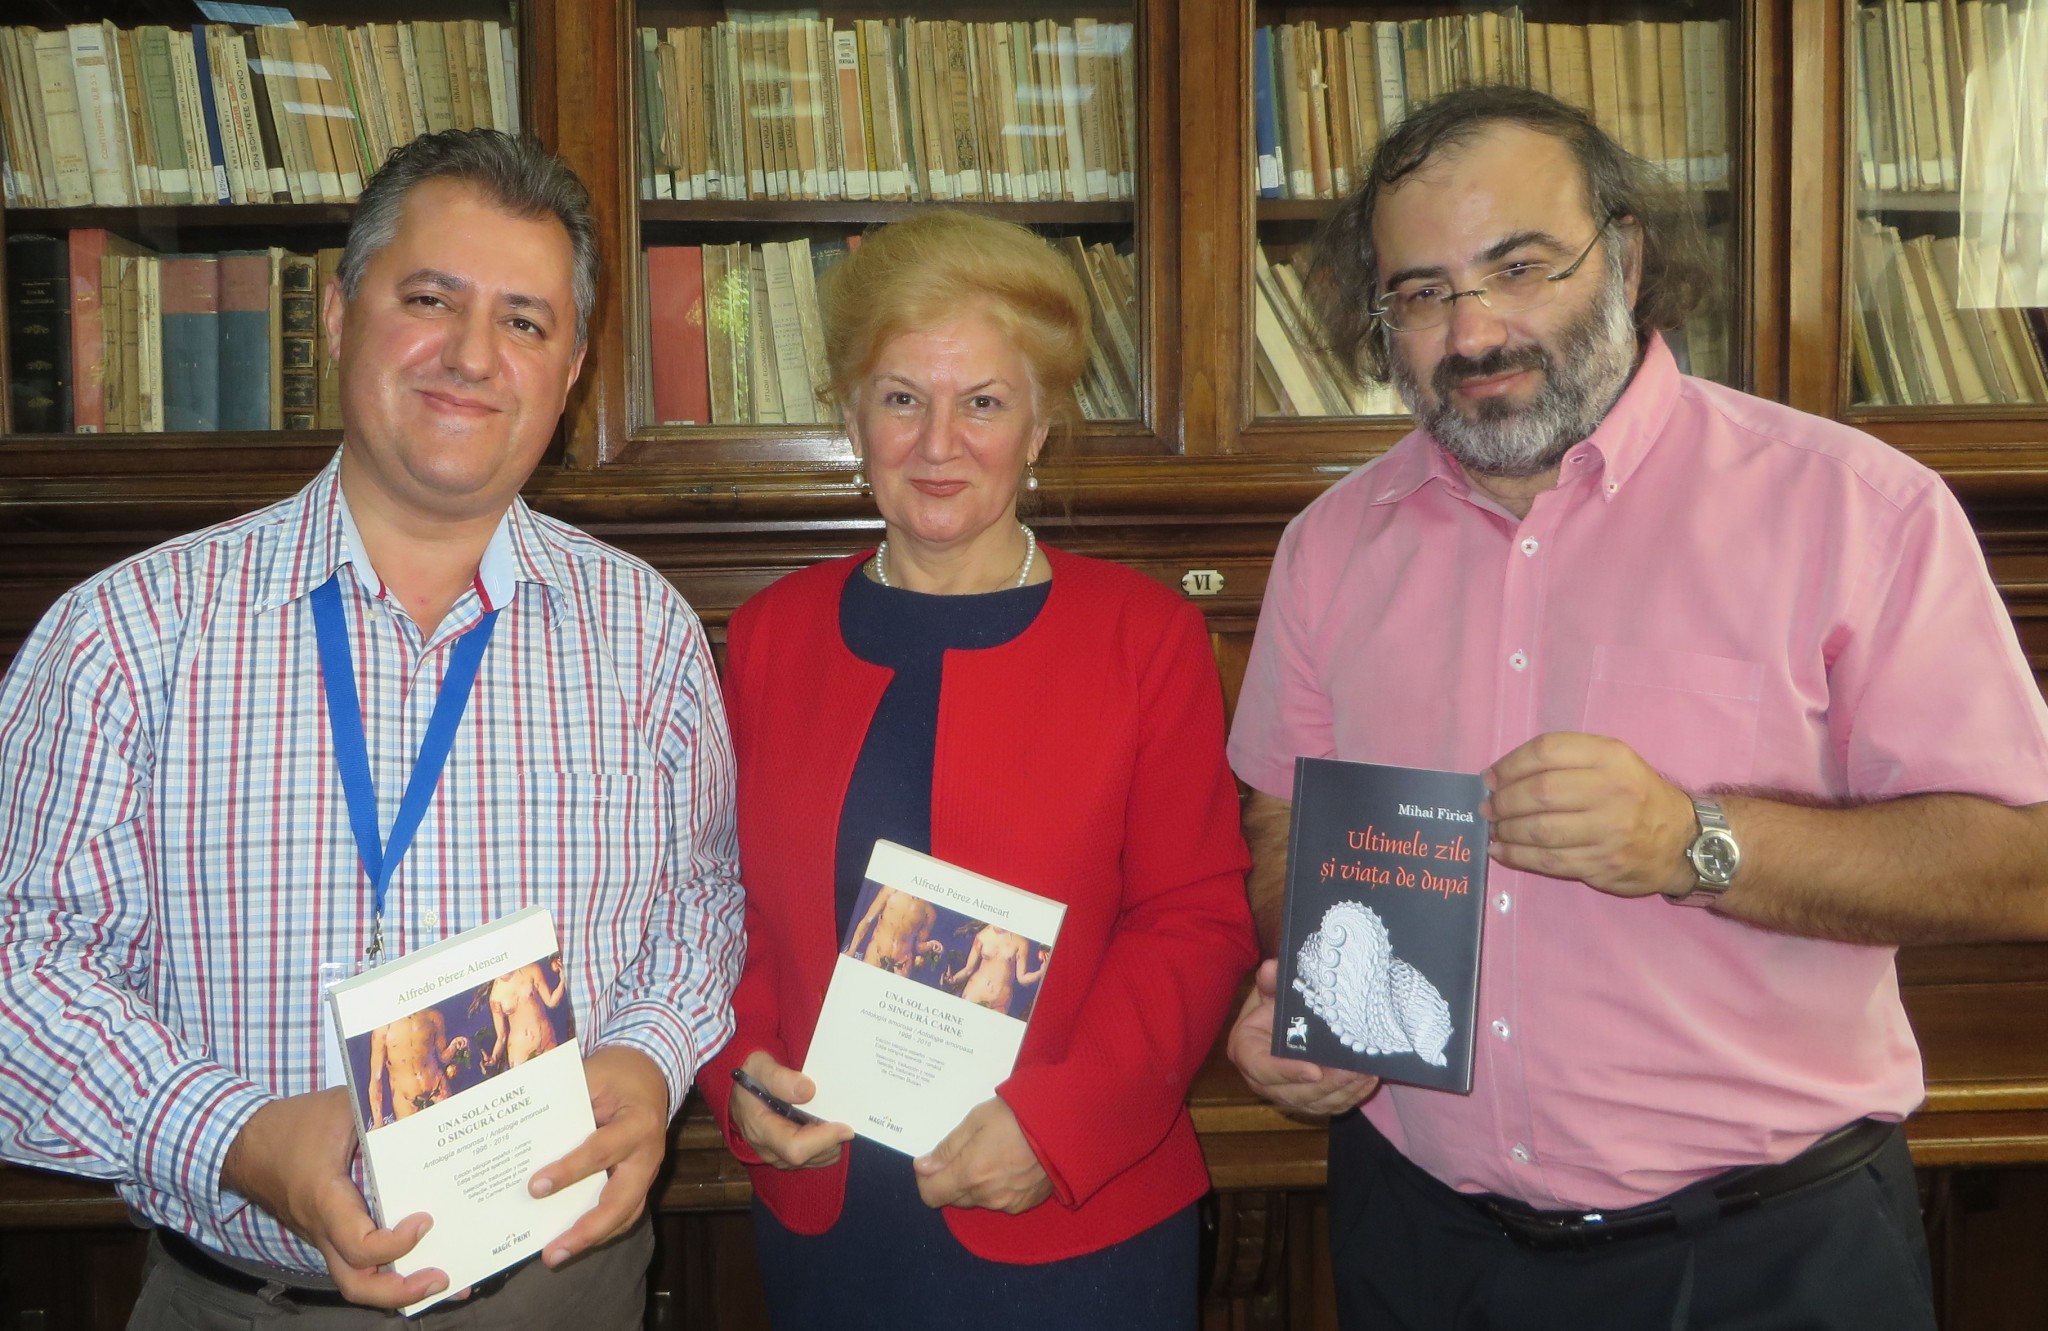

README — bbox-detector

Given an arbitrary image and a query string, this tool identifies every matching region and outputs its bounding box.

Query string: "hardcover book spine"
[279,253,319,430]
[645,246,710,426]
[217,250,274,431]
[160,254,221,432]
[315,247,344,429]
[7,234,72,434]
[179,28,231,202]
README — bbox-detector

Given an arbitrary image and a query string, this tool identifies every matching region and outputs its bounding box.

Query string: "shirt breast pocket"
[1581,646,1764,791]
[489,771,667,922]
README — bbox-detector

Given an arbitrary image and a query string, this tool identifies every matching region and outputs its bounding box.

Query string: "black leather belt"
[156,1228,528,1307]
[1468,1117,1899,1252]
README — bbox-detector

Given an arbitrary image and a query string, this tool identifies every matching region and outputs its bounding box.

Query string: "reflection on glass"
[1849,0,2047,406]
[634,16,1134,203]
[1250,4,1739,420]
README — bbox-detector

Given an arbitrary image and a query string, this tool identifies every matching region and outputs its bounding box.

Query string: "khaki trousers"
[127,1218,653,1330]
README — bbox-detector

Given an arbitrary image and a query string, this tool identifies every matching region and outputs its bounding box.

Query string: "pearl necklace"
[874,524,1037,591]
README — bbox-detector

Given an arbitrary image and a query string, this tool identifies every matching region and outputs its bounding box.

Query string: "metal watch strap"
[1672,797,1738,905]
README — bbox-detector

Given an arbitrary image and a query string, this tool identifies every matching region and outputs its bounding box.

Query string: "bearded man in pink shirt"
[1226,86,2048,1330]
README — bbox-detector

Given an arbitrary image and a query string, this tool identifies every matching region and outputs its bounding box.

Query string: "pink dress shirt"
[1228,335,2048,1210]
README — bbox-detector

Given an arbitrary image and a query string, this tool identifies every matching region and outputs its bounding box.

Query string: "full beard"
[1389,261,1641,479]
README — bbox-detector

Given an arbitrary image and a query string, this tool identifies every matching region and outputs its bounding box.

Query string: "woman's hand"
[912,1098,1053,1213]
[731,1050,854,1169]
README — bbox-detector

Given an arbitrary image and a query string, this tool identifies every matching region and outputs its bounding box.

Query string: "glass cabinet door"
[2,2,528,440]
[1246,2,1743,423]
[1846,0,2046,408]
[628,2,1143,439]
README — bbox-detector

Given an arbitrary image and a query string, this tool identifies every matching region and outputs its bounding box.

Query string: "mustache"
[1432,344,1552,399]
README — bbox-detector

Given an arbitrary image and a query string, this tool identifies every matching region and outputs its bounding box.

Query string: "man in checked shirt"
[0,130,744,1326]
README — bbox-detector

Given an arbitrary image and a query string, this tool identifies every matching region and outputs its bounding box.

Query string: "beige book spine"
[481,20,509,130]
[34,29,96,206]
[65,24,135,206]
[1,32,46,204]
[196,27,249,203]
[280,25,341,201]
[1920,0,1959,190]
[829,28,871,200]
[256,26,318,203]
[462,20,493,131]
[136,253,162,433]
[168,29,222,202]
[383,24,427,142]
[344,27,394,178]
[1906,234,1991,401]
[110,25,157,203]
[223,31,277,201]
[18,29,65,205]
[407,21,454,135]
[1655,23,1687,181]
[316,247,344,429]
[787,237,831,419]
[314,25,366,200]
[745,247,784,423]
[991,24,1026,201]
[946,21,982,198]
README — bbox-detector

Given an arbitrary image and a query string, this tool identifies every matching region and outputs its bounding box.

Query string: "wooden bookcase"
[4,1,2048,1326]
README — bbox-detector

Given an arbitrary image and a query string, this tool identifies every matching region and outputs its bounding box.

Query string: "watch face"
[1694,830,1739,883]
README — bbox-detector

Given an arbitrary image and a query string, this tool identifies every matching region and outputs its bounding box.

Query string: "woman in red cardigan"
[699,211,1257,1328]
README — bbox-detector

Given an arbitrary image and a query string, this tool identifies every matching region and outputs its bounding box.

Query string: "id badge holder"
[317,959,359,1090]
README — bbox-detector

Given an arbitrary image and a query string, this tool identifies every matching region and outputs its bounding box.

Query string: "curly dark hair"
[1307,86,1715,385]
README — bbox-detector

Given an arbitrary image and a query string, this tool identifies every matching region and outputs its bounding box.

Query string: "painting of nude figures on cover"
[843,878,1052,1022]
[344,952,578,1129]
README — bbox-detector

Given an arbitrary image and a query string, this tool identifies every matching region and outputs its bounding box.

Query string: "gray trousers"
[127,1219,653,1330]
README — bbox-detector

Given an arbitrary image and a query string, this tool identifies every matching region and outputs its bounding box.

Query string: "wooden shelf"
[636,199,1136,227]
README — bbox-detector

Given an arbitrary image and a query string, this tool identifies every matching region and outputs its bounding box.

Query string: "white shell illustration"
[1292,902,1454,1067]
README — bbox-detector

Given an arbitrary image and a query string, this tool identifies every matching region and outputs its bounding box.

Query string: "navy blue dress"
[750,568,1198,1331]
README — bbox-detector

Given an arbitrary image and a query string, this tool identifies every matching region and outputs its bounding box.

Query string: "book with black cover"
[6,234,71,434]
[1270,757,1487,1093]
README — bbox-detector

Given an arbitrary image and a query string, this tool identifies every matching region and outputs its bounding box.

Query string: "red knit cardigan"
[700,547,1257,1263]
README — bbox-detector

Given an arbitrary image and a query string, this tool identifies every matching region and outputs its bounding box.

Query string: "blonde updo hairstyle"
[820,210,1091,446]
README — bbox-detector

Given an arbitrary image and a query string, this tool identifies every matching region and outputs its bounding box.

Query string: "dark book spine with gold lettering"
[6,233,72,433]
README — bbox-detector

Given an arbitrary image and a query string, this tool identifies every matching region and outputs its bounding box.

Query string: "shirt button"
[420,908,440,928]
[1492,1019,1511,1040]
[1606,481,1619,494]
[1496,893,1512,913]
[1510,1144,1532,1164]
[1519,538,1540,556]
[1509,651,1528,671]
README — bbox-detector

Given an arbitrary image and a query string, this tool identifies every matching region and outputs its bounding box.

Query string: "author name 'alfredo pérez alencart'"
[326,905,603,1315]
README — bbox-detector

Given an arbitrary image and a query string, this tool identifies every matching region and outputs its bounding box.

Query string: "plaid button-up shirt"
[0,457,744,1270]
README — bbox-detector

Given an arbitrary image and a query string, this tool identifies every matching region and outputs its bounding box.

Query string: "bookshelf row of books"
[0,19,520,209]
[6,231,340,435]
[1251,244,1402,417]
[1850,0,2038,196]
[641,235,1140,427]
[1851,221,2048,404]
[1254,12,1732,202]
[634,18,1134,204]
[1250,224,1734,417]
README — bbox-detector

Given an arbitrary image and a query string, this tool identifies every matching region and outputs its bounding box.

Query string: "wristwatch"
[1670,797,1740,905]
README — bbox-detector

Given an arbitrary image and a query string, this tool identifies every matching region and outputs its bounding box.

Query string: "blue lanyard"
[310,573,499,962]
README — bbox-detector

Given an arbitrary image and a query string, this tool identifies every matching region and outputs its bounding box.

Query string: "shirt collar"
[258,452,568,624]
[1368,331,1683,509]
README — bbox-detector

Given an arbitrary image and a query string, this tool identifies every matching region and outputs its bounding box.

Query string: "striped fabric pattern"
[0,457,744,1271]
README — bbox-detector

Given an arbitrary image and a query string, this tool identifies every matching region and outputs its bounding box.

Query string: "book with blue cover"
[1270,757,1488,1093]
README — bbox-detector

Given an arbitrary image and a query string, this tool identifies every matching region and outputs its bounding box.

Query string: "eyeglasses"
[1372,217,1616,333]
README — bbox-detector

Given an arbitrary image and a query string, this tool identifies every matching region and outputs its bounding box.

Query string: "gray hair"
[339,129,600,346]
